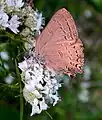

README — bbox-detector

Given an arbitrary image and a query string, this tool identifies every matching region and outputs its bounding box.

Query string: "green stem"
[15,59,23,120]
[45,111,53,120]
[20,76,23,120]
[0,30,29,43]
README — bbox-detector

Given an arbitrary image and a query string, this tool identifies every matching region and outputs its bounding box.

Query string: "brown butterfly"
[35,8,84,78]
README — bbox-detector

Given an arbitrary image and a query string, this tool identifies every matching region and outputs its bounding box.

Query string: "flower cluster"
[18,51,62,116]
[0,0,23,33]
[0,0,62,116]
[20,7,44,49]
[0,0,44,47]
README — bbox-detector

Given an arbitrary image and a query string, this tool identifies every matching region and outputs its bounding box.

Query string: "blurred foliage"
[0,0,102,120]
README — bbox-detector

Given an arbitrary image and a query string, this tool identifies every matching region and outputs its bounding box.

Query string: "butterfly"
[35,8,84,78]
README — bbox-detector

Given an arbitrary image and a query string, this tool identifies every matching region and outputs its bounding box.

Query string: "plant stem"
[15,59,23,120]
[20,77,23,120]
[45,111,53,120]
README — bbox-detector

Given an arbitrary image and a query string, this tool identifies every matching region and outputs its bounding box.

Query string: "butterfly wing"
[36,8,78,54]
[35,8,84,77]
[39,39,84,77]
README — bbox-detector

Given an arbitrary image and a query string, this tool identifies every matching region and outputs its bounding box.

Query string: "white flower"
[14,0,24,8]
[18,61,28,71]
[30,98,41,116]
[4,74,14,84]
[35,9,45,33]
[49,93,60,106]
[0,51,9,60]
[0,10,9,28]
[80,82,90,89]
[39,98,48,111]
[5,0,24,8]
[8,15,21,34]
[83,65,91,81]
[5,0,15,7]
[84,10,92,18]
[78,89,89,103]
[19,51,61,116]
[4,63,9,69]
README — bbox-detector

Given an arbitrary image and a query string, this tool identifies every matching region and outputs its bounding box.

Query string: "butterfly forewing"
[36,8,78,53]
[35,8,84,77]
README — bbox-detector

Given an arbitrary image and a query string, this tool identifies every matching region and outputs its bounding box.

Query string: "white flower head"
[35,9,45,34]
[30,98,41,116]
[0,9,9,28]
[5,0,24,8]
[19,51,61,116]
[8,15,21,34]
[18,60,28,71]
